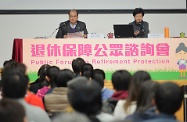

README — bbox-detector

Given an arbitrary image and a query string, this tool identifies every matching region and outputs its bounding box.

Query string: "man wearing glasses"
[56,9,88,38]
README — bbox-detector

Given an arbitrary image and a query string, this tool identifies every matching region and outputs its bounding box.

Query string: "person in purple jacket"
[176,43,187,78]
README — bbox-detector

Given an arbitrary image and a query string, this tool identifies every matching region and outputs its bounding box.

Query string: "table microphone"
[46,23,66,38]
[139,22,144,32]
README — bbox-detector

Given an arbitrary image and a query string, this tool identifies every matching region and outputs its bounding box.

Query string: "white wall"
[0,0,185,9]
[0,13,187,67]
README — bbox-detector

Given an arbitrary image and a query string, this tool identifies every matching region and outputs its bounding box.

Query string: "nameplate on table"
[148,34,164,38]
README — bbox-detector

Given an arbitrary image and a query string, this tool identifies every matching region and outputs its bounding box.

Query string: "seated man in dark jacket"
[143,82,184,122]
[56,9,88,38]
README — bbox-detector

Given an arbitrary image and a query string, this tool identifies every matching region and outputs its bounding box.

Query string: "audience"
[44,69,75,114]
[0,99,27,122]
[143,82,183,122]
[3,59,16,67]
[124,81,159,122]
[36,66,60,99]
[2,68,51,122]
[72,57,86,76]
[53,112,91,122]
[25,90,45,110]
[67,77,114,122]
[114,70,151,120]
[81,63,94,79]
[0,57,184,122]
[111,70,131,101]
[55,69,75,88]
[93,69,114,100]
[102,70,131,114]
[29,64,51,94]
[2,62,45,109]
[2,61,27,77]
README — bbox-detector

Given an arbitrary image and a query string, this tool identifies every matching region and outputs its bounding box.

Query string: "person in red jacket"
[25,91,44,110]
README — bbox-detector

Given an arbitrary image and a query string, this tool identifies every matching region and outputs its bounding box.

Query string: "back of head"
[56,69,75,87]
[125,70,151,111]
[72,58,85,75]
[38,64,51,81]
[155,82,184,115]
[93,69,105,80]
[46,66,60,88]
[132,70,151,86]
[2,69,29,99]
[67,77,102,116]
[3,59,16,67]
[2,62,27,77]
[81,63,94,79]
[112,70,132,91]
[136,81,159,113]
[0,99,26,122]
[52,112,91,122]
[92,73,104,89]
[129,70,151,99]
[93,69,105,89]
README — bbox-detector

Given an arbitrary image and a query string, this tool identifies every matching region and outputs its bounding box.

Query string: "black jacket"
[129,21,149,38]
[56,20,88,38]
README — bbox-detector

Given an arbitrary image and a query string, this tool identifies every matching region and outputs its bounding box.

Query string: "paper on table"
[67,31,84,38]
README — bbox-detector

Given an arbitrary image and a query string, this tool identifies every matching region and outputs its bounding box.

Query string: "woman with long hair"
[124,81,159,122]
[113,70,151,120]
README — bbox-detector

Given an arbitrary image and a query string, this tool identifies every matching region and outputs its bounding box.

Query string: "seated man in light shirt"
[56,9,88,38]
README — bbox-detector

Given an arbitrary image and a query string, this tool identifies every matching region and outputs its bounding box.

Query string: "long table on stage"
[12,38,187,121]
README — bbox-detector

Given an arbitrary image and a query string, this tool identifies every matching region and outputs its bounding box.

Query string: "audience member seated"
[67,77,115,122]
[102,70,131,114]
[44,69,75,114]
[111,70,131,100]
[93,69,114,100]
[124,81,159,122]
[0,99,27,122]
[36,66,60,99]
[143,82,184,122]
[2,61,26,76]
[114,70,151,120]
[2,62,45,109]
[2,68,51,122]
[29,64,51,94]
[72,57,86,76]
[3,59,16,67]
[2,56,184,122]
[25,91,45,110]
[52,112,91,122]
[81,63,94,79]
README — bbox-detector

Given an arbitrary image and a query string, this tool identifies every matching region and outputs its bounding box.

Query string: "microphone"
[137,21,145,37]
[46,22,66,38]
[138,22,144,32]
[46,27,59,39]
